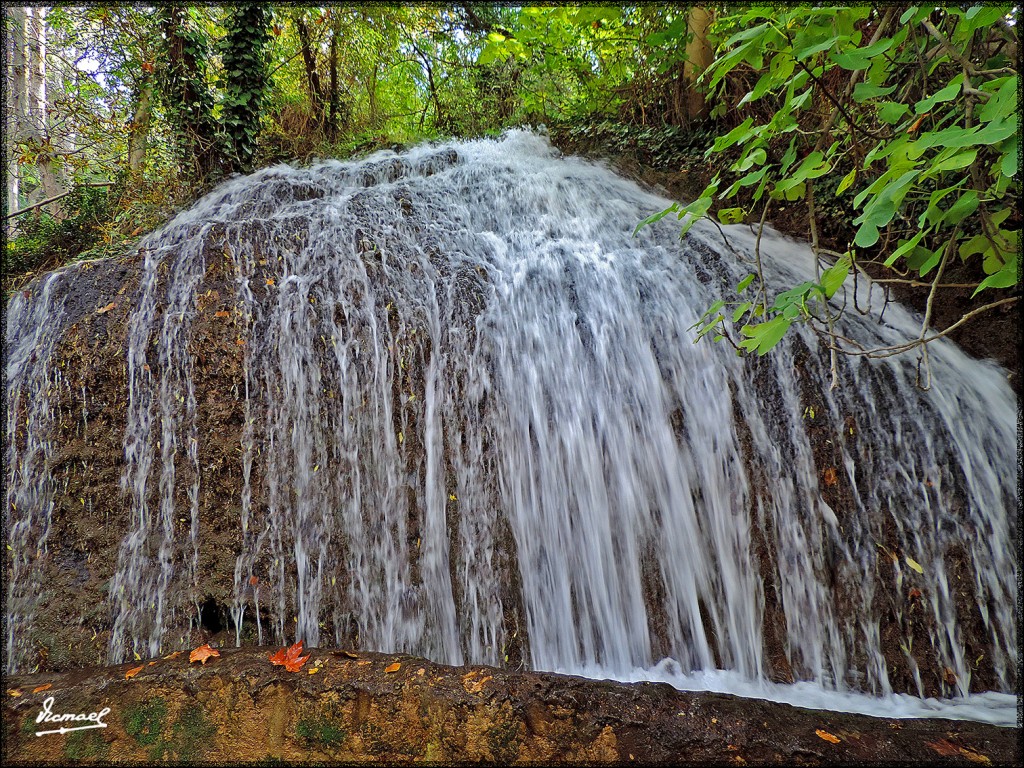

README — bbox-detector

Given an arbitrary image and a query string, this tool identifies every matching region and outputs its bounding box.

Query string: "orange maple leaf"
[189,644,220,665]
[125,665,144,680]
[270,640,310,672]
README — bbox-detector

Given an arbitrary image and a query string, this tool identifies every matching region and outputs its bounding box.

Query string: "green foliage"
[157,6,221,180]
[645,6,1019,357]
[220,5,272,172]
[5,185,113,275]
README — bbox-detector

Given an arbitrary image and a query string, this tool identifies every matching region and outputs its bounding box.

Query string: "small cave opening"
[199,596,226,635]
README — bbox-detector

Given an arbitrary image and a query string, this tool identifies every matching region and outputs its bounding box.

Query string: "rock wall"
[3,648,1018,765]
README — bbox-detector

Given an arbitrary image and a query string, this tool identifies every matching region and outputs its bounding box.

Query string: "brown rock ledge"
[2,647,1018,765]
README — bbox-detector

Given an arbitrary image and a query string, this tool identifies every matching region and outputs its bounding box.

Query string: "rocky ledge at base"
[2,648,1018,766]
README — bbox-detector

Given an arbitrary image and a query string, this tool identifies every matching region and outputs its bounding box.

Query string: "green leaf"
[735,147,767,172]
[853,169,920,241]
[884,231,926,267]
[711,117,755,153]
[854,221,879,247]
[977,76,1017,123]
[958,234,991,262]
[633,203,679,235]
[737,274,756,292]
[677,194,716,237]
[739,315,793,355]
[831,35,894,70]
[836,169,857,195]
[926,148,978,176]
[877,101,910,125]
[899,6,920,24]
[793,34,840,61]
[942,191,980,226]
[853,82,896,102]
[973,258,1017,296]
[717,207,746,224]
[820,254,851,298]
[733,301,753,322]
[1000,135,1018,177]
[915,74,963,114]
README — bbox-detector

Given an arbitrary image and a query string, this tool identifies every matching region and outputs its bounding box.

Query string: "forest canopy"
[4,5,1019,363]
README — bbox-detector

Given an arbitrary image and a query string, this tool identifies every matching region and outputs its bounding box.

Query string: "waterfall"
[4,131,1017,724]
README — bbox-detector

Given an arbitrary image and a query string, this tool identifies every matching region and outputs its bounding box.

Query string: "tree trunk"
[160,6,219,181]
[26,6,65,218]
[128,75,154,180]
[6,6,28,227]
[295,11,325,131]
[327,19,340,141]
[683,6,714,121]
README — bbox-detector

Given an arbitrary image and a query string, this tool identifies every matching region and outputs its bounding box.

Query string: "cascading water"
[4,131,1017,725]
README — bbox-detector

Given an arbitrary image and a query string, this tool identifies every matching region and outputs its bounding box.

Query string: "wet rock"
[3,648,1018,765]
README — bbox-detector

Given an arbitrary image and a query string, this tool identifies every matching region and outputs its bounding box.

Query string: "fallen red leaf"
[189,644,220,665]
[125,665,144,679]
[270,640,310,672]
[214,310,230,318]
[384,662,401,673]
[32,684,52,694]
[907,587,922,601]
[823,467,838,487]
[815,729,841,744]
[96,302,116,314]
[249,575,259,586]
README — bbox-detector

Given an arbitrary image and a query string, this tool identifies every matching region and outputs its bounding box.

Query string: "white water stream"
[5,131,1017,725]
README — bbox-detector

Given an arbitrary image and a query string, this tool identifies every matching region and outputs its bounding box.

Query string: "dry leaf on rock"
[269,640,310,672]
[32,684,52,694]
[384,662,401,673]
[815,729,841,744]
[189,644,220,665]
[125,665,144,680]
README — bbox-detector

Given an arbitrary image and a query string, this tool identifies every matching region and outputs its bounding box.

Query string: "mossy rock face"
[487,715,522,763]
[295,715,346,749]
[65,728,111,762]
[169,704,216,762]
[122,698,167,748]
[120,697,215,762]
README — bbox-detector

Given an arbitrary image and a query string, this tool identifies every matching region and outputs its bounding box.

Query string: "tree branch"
[5,182,114,220]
